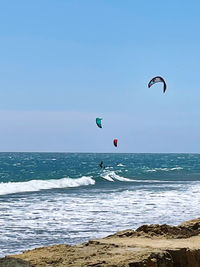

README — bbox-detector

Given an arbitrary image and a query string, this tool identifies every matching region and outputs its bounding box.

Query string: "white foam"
[101,171,132,182]
[170,167,183,170]
[0,176,95,195]
[117,163,125,167]
[145,167,183,172]
[1,178,200,258]
[101,172,114,181]
[126,179,185,183]
[145,169,157,172]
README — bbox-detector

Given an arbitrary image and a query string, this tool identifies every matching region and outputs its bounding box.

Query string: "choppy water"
[0,153,200,257]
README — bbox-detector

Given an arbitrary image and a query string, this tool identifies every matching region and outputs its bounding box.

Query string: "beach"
[1,0,200,265]
[0,153,200,263]
[1,217,200,266]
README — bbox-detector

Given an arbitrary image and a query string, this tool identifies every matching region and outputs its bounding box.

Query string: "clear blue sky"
[0,0,200,152]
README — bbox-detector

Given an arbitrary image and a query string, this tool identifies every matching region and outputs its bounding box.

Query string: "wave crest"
[0,176,95,195]
[100,171,132,182]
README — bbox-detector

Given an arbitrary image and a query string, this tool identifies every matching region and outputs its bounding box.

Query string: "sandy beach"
[1,217,200,266]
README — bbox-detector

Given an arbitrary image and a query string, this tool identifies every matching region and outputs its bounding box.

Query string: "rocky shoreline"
[1,218,200,266]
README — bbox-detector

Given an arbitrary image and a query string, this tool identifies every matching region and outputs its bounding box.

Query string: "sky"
[0,0,200,152]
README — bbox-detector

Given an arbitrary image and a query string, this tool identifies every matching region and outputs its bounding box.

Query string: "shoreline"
[1,218,200,266]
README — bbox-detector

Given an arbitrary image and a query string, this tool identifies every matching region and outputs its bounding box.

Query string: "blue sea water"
[0,153,200,257]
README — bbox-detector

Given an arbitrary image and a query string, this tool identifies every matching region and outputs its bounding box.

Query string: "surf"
[0,176,95,196]
[100,170,133,182]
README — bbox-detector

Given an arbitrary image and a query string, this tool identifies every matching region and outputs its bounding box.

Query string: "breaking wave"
[100,171,133,182]
[0,176,95,196]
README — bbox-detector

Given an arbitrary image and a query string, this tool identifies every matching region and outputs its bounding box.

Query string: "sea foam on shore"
[1,217,200,267]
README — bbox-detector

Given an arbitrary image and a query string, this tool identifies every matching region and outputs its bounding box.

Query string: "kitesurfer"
[99,161,103,168]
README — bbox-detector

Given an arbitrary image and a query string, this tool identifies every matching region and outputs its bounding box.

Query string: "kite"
[113,139,118,147]
[148,76,166,93]
[96,118,102,128]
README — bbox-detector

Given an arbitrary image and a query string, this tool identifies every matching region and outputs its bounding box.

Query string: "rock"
[2,218,200,266]
[0,257,31,267]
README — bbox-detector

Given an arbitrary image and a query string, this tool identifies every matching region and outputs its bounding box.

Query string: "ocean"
[0,152,200,257]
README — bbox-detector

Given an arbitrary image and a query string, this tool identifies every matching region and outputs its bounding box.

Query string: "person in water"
[99,161,103,168]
